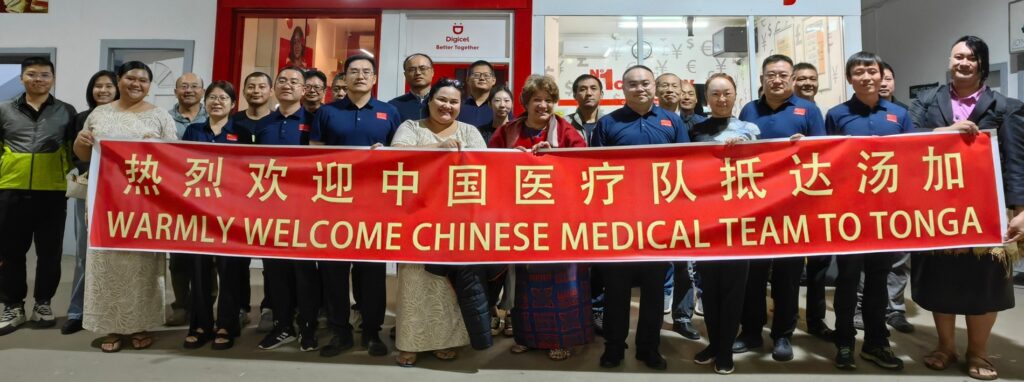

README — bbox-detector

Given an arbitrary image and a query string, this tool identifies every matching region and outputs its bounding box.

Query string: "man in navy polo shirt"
[826,51,912,372]
[254,67,320,352]
[457,60,496,129]
[388,53,433,122]
[591,65,689,371]
[734,54,826,362]
[311,54,398,358]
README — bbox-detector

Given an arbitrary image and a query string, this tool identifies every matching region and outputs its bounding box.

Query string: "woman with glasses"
[62,70,118,335]
[74,61,178,353]
[489,75,591,361]
[180,81,252,350]
[689,73,758,374]
[391,78,487,367]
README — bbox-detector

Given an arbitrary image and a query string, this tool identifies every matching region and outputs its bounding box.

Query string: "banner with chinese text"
[88,132,1007,263]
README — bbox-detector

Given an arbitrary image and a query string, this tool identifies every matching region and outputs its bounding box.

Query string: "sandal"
[967,354,998,380]
[548,348,571,361]
[395,351,417,367]
[490,316,503,336]
[211,329,234,351]
[100,335,123,353]
[510,344,531,354]
[130,332,154,350]
[183,328,211,349]
[923,350,958,371]
[503,317,514,337]
[433,348,458,360]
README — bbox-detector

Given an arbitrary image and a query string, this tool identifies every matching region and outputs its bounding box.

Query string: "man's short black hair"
[622,65,654,80]
[244,71,273,87]
[21,56,54,75]
[793,62,817,73]
[881,62,895,78]
[762,54,794,71]
[343,54,377,73]
[304,69,327,84]
[844,51,884,79]
[468,60,495,75]
[572,74,603,93]
[403,53,434,69]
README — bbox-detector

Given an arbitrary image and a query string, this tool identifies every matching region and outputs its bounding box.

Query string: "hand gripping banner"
[88,132,1007,263]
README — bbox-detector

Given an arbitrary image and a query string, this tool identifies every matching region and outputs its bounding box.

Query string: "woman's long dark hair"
[85,70,118,109]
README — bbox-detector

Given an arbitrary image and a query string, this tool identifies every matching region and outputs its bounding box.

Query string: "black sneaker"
[693,346,715,365]
[886,314,915,333]
[732,334,762,353]
[772,337,794,362]
[599,345,624,368]
[672,322,701,340]
[635,350,667,370]
[714,358,735,375]
[860,346,904,370]
[299,326,318,352]
[61,319,84,335]
[835,346,856,370]
[319,331,354,357]
[363,334,388,356]
[258,326,296,350]
[807,321,835,342]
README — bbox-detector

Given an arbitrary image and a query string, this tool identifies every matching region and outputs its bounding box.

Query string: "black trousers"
[599,262,668,354]
[0,190,65,305]
[264,259,321,329]
[697,260,749,362]
[169,253,192,310]
[591,266,605,309]
[189,255,251,336]
[834,253,893,349]
[805,255,833,326]
[740,257,802,340]
[320,261,385,336]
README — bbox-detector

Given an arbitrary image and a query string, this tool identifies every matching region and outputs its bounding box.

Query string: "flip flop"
[548,348,571,361]
[433,348,457,360]
[923,350,958,371]
[130,332,154,350]
[100,335,123,353]
[395,351,417,367]
[967,354,998,381]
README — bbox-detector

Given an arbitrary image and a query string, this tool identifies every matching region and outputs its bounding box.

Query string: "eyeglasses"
[763,72,792,81]
[305,85,325,92]
[206,95,232,103]
[405,65,433,74]
[346,69,375,78]
[276,78,304,87]
[177,84,203,91]
[24,72,53,80]
[469,73,494,80]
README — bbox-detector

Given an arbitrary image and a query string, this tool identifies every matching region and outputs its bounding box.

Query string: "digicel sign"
[407,18,509,60]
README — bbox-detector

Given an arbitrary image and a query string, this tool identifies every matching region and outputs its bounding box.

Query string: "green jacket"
[0,94,77,191]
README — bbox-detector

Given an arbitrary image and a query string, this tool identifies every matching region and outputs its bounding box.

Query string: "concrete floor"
[1,255,1022,381]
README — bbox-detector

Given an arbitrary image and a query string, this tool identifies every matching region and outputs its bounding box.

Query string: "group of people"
[0,34,1019,380]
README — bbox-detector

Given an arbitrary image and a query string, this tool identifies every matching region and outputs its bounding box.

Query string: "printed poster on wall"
[278,19,316,71]
[0,0,47,13]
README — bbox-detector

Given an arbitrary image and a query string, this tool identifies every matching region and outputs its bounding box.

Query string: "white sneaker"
[0,305,26,335]
[30,303,56,327]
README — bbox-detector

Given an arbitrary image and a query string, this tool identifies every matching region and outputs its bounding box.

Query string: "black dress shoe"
[320,332,354,357]
[636,350,668,370]
[732,335,762,353]
[807,321,835,342]
[886,314,915,333]
[672,322,701,340]
[61,319,83,335]
[772,337,794,361]
[599,347,624,368]
[364,335,388,356]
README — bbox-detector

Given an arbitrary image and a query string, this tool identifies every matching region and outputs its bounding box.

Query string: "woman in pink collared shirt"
[908,35,1024,381]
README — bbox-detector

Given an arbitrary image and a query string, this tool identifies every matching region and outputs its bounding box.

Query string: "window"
[0,48,56,100]
[101,40,195,112]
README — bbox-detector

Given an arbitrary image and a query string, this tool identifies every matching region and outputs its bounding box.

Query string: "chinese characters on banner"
[89,132,1006,263]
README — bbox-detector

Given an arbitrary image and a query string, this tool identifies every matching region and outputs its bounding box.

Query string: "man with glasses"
[458,60,497,129]
[388,53,434,122]
[0,57,77,335]
[302,69,328,114]
[311,54,399,358]
[734,54,826,362]
[166,72,210,327]
[254,66,322,352]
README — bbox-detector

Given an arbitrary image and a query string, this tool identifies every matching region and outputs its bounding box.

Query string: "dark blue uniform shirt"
[231,110,266,141]
[387,92,428,122]
[182,118,252,144]
[825,96,914,137]
[311,97,400,146]
[682,113,708,130]
[456,94,493,128]
[254,106,311,145]
[590,105,691,147]
[739,94,826,139]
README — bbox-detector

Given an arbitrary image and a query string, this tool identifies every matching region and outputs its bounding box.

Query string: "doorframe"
[99,39,196,73]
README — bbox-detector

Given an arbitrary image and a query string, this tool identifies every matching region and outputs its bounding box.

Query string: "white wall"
[863,0,1016,101]
[0,0,217,112]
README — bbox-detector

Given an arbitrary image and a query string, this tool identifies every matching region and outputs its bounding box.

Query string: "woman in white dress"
[391,78,487,366]
[73,61,177,353]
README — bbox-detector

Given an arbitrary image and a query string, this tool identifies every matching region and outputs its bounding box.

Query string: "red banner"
[88,132,1007,263]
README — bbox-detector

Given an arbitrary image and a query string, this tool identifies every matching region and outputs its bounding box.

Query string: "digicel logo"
[452,23,464,35]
